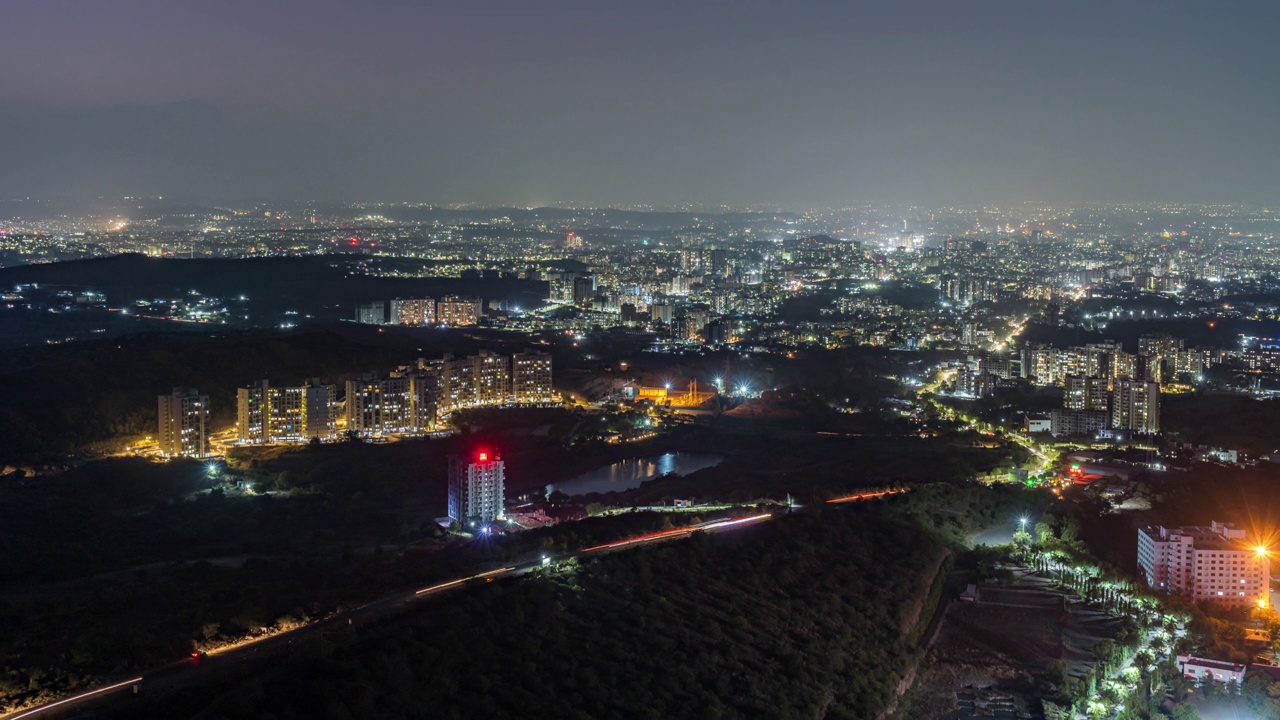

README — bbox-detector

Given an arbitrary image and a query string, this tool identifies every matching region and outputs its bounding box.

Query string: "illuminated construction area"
[636,380,717,407]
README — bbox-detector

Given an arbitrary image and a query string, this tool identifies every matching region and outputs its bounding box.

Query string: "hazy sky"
[2,0,1278,207]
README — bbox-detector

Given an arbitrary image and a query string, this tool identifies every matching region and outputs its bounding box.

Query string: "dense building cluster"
[157,351,552,455]
[355,296,482,327]
[345,350,553,437]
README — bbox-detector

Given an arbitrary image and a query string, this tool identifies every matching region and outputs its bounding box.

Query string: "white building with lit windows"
[1138,521,1270,608]
[447,451,506,527]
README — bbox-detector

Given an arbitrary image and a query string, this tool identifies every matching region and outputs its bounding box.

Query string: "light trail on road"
[7,677,143,720]
[415,567,515,596]
[581,513,773,553]
[826,488,907,504]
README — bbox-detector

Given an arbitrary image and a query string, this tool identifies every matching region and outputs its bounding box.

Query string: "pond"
[547,452,723,498]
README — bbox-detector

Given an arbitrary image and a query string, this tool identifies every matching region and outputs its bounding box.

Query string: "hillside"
[124,509,951,720]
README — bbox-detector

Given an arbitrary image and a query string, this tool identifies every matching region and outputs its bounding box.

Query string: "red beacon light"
[478,452,488,462]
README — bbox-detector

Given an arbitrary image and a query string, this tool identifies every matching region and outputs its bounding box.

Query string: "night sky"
[3,0,1278,207]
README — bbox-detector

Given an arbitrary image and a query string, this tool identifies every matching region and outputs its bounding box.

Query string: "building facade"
[391,297,435,325]
[345,369,437,437]
[1064,375,1110,412]
[1049,408,1109,437]
[956,368,997,398]
[237,379,337,443]
[1176,655,1246,684]
[436,350,512,413]
[512,351,555,403]
[346,350,552,433]
[436,295,482,326]
[158,387,209,458]
[355,301,386,325]
[1138,522,1269,608]
[448,451,506,526]
[1112,379,1160,434]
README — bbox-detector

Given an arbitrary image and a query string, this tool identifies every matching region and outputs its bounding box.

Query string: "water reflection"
[547,452,723,497]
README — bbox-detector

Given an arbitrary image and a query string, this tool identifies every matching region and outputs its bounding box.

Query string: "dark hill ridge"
[0,254,550,315]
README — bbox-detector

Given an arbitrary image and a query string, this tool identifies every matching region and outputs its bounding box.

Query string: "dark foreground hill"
[124,508,952,720]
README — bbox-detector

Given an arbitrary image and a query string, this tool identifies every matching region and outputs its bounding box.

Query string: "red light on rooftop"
[478,452,488,461]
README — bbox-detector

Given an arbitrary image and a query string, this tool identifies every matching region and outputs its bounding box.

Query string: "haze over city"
[4,0,1280,206]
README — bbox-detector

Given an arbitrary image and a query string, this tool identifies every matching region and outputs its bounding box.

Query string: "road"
[915,363,1058,481]
[0,513,782,720]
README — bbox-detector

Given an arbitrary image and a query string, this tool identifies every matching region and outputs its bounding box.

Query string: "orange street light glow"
[826,488,908,504]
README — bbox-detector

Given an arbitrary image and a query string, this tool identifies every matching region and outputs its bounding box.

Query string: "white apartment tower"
[448,451,506,526]
[1138,522,1270,608]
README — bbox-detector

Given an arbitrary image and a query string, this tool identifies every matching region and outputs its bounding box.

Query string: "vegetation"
[0,452,730,715]
[130,509,952,720]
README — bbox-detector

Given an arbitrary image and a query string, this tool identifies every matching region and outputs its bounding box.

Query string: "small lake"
[547,452,724,498]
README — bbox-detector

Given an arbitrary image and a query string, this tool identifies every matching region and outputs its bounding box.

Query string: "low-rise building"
[1176,655,1246,684]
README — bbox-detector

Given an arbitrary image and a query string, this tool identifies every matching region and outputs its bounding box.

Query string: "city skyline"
[5,4,1280,719]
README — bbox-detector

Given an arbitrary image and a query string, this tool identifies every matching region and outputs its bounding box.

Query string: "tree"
[1170,701,1200,720]
[1199,672,1217,697]
[1093,639,1116,663]
[1045,659,1070,688]
[1034,521,1053,545]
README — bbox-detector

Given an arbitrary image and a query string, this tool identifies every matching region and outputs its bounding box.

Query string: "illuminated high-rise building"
[237,379,337,443]
[1112,379,1160,434]
[436,296,482,326]
[158,387,209,458]
[344,369,436,437]
[437,350,510,413]
[1064,375,1109,411]
[512,351,554,403]
[391,297,435,325]
[448,450,506,526]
